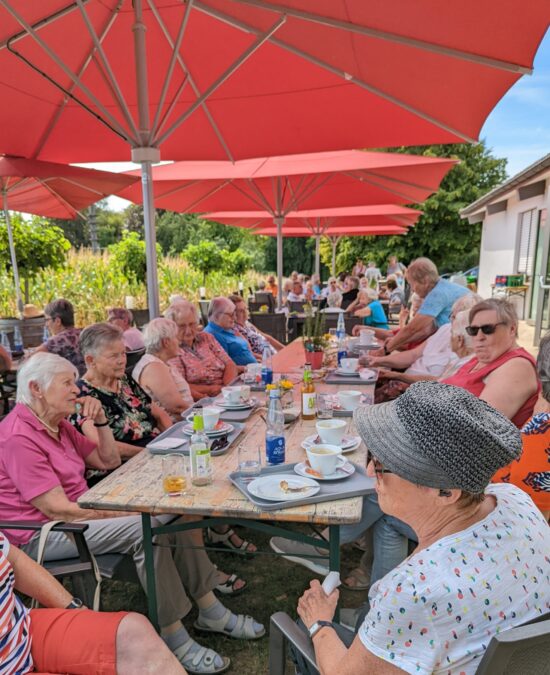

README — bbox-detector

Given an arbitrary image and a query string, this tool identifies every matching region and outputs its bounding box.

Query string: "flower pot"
[304,349,324,370]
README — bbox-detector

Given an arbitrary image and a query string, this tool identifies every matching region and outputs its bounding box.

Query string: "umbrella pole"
[274,216,284,310]
[138,158,160,318]
[2,190,24,318]
[315,234,320,278]
[330,236,337,276]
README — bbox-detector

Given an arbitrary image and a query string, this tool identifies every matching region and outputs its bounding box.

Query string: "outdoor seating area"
[0,3,549,675]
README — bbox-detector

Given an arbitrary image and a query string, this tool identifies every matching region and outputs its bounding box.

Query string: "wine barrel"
[0,316,46,349]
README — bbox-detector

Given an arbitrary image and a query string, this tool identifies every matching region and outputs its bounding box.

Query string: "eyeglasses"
[367,453,393,480]
[221,312,236,319]
[210,435,229,453]
[465,322,507,336]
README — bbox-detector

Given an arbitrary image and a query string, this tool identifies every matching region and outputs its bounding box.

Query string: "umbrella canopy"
[0,155,139,315]
[0,1,547,315]
[206,204,419,276]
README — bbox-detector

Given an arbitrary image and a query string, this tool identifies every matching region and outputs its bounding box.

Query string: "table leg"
[142,513,159,631]
[329,525,340,622]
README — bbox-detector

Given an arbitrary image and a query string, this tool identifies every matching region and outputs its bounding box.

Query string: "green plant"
[182,240,223,284]
[302,304,328,352]
[221,248,252,276]
[108,231,161,283]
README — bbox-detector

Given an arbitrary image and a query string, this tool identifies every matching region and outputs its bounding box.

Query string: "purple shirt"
[0,404,96,547]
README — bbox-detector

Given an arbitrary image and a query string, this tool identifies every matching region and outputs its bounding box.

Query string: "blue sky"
[94,27,550,210]
[480,27,550,178]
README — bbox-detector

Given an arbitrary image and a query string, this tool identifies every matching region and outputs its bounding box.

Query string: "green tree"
[264,236,320,276]
[182,240,223,284]
[0,214,71,302]
[221,248,253,276]
[108,231,161,283]
[320,142,507,274]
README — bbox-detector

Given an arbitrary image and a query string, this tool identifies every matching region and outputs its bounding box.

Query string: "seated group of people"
[1,256,549,674]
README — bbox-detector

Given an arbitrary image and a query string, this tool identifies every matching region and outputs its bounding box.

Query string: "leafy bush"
[182,241,223,284]
[108,231,161,283]
[221,249,253,276]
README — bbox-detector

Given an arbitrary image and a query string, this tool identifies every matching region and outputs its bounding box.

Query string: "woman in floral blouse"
[72,323,171,461]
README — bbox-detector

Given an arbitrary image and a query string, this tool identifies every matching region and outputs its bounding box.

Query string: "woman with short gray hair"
[132,318,193,422]
[72,323,172,460]
[34,298,86,375]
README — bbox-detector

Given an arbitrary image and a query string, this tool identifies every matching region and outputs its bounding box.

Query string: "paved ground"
[517,321,538,358]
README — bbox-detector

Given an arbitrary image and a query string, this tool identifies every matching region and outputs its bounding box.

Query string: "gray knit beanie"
[353,381,522,492]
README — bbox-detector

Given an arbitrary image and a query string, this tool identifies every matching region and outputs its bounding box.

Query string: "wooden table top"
[78,340,373,526]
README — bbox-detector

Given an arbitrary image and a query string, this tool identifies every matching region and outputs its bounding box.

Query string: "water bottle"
[0,331,11,359]
[190,413,212,486]
[266,389,285,465]
[42,325,49,344]
[13,326,23,353]
[336,312,346,340]
[337,336,347,367]
[261,345,273,386]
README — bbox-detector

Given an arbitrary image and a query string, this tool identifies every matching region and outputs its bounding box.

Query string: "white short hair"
[164,300,199,324]
[451,309,473,347]
[143,318,178,354]
[16,352,77,405]
[327,291,342,308]
[365,287,379,301]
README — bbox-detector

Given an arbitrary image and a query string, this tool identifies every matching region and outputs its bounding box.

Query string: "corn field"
[0,249,263,325]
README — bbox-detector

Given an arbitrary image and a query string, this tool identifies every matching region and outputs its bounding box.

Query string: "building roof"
[461,152,550,221]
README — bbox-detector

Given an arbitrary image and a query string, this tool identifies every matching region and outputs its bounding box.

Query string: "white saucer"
[334,368,359,377]
[215,397,257,410]
[301,434,361,454]
[182,421,234,437]
[294,460,355,481]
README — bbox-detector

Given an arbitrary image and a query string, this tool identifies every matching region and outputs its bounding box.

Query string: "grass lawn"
[100,526,367,674]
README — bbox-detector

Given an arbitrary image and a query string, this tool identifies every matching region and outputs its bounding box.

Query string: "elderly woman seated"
[229,294,283,358]
[0,353,264,674]
[34,298,86,375]
[165,301,238,401]
[493,329,550,519]
[321,291,343,313]
[107,307,145,351]
[0,530,184,674]
[72,322,171,458]
[132,318,194,422]
[204,297,256,367]
[351,288,389,331]
[443,298,539,427]
[291,382,550,675]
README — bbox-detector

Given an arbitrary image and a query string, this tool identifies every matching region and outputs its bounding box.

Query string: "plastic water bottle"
[190,413,212,486]
[336,312,346,340]
[266,389,285,465]
[261,345,273,386]
[13,326,23,353]
[337,336,347,367]
[42,325,49,344]
[0,331,11,359]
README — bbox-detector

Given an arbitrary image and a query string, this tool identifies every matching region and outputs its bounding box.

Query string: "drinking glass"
[237,445,262,482]
[328,328,338,341]
[162,454,189,497]
[316,393,334,419]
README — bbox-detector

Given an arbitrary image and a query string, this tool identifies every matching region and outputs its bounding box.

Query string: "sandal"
[342,566,371,591]
[194,609,266,640]
[206,527,256,557]
[173,639,230,674]
[215,573,247,597]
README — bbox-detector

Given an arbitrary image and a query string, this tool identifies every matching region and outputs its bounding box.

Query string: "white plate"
[247,474,320,501]
[147,437,187,451]
[182,421,234,437]
[334,368,359,377]
[214,397,257,410]
[301,434,361,454]
[294,460,355,481]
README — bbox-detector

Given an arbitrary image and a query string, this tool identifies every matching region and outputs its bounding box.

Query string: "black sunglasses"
[465,322,507,336]
[210,435,229,453]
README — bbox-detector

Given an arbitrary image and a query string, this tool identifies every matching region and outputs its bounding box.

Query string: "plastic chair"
[125,348,146,377]
[249,312,287,344]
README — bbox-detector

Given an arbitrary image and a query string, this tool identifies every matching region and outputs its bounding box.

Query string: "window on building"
[517,208,538,275]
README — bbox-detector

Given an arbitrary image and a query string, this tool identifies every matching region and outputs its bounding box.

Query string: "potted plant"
[302,304,328,370]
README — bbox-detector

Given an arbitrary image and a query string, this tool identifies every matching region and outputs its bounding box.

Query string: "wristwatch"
[308,620,333,639]
[65,597,84,609]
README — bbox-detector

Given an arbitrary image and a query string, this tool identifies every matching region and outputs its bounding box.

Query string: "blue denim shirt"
[203,321,257,366]
[418,279,470,328]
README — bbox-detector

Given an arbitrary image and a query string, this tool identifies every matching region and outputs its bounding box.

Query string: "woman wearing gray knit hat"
[295,382,550,675]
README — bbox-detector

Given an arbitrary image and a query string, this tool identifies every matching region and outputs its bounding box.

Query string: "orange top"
[267,283,278,298]
[492,412,550,511]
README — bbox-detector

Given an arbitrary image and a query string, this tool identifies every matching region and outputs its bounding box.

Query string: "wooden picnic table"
[78,338,375,627]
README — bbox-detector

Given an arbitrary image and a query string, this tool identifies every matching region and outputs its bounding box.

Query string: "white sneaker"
[269,537,330,575]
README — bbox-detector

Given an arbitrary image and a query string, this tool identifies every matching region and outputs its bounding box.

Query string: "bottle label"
[337,350,347,366]
[266,435,285,464]
[302,392,316,415]
[191,446,211,478]
[261,367,273,385]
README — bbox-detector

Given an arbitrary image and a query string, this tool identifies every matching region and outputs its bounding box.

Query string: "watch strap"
[308,620,333,639]
[65,597,84,609]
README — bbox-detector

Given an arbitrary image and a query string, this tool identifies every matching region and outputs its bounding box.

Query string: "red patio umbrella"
[0,1,547,315]
[0,155,139,315]
[206,204,419,276]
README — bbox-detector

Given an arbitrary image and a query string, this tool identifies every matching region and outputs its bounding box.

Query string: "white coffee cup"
[315,418,347,445]
[222,386,242,404]
[240,384,251,401]
[359,329,375,345]
[340,357,358,373]
[337,390,362,411]
[202,406,222,430]
[306,444,344,475]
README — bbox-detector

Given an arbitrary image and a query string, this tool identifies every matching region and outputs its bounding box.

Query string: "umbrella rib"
[31,177,80,217]
[341,170,422,203]
[148,2,235,162]
[149,0,194,139]
[2,0,135,144]
[155,15,286,146]
[74,0,140,141]
[358,168,447,194]
[224,0,533,75]
[193,1,476,143]
[176,178,235,212]
[30,3,122,158]
[152,74,190,140]
[243,179,275,213]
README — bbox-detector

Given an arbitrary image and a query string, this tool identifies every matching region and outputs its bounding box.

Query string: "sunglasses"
[210,435,229,453]
[465,322,507,336]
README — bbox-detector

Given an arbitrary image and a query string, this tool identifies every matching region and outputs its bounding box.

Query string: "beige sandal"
[342,566,371,591]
